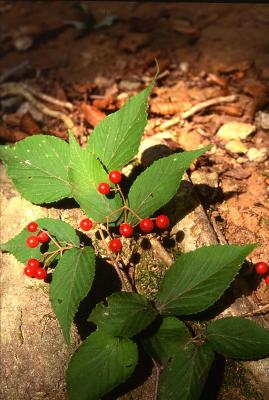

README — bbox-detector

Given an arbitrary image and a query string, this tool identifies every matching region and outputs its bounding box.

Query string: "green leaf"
[0,227,55,265]
[89,292,158,337]
[0,135,71,203]
[143,317,192,365]
[49,246,95,344]
[206,317,269,359]
[66,330,138,400]
[68,133,122,224]
[156,244,256,315]
[158,343,214,400]
[37,218,80,247]
[0,218,79,265]
[127,147,210,225]
[87,82,153,170]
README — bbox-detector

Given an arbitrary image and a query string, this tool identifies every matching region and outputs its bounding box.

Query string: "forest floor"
[0,2,269,400]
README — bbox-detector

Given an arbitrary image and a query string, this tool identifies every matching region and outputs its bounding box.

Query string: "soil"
[0,1,269,400]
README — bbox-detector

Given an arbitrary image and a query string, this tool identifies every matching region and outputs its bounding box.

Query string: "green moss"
[134,245,168,300]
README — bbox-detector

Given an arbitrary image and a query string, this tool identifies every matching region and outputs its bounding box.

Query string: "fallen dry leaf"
[0,126,28,142]
[118,32,150,52]
[150,99,192,115]
[92,97,115,110]
[222,168,251,180]
[207,73,227,87]
[72,82,95,94]
[80,103,106,127]
[243,80,267,100]
[211,104,243,117]
[20,112,40,134]
[2,113,21,127]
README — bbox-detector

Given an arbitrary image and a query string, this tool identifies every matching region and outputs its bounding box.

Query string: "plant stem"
[97,226,133,292]
[152,358,160,400]
[43,245,73,266]
[40,229,62,249]
[124,205,142,224]
[116,184,128,222]
[104,206,124,224]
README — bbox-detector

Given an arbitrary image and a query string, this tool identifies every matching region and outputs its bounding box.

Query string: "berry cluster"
[97,170,123,195]
[255,261,269,284]
[78,170,171,254]
[24,258,47,280]
[24,221,49,280]
[26,221,50,248]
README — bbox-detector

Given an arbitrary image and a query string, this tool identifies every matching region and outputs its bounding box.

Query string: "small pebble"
[247,147,268,162]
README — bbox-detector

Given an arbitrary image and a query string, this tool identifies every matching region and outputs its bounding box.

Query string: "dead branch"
[149,237,173,267]
[159,94,238,130]
[25,84,73,111]
[0,61,29,84]
[0,82,76,132]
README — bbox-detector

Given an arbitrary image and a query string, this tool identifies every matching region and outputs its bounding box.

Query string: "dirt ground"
[0,1,269,399]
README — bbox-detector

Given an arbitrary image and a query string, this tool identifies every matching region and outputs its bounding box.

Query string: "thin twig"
[0,61,29,84]
[152,358,160,400]
[104,206,124,223]
[40,229,62,249]
[241,304,269,317]
[117,184,128,222]
[0,82,76,132]
[97,226,133,292]
[124,205,142,223]
[25,84,73,110]
[159,94,238,130]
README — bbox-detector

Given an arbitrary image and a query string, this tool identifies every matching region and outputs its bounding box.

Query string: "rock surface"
[0,165,80,400]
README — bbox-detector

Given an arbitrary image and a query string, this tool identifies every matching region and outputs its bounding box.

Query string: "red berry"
[37,231,50,243]
[26,235,39,248]
[80,218,93,231]
[264,275,269,285]
[255,261,269,275]
[109,170,122,184]
[27,221,38,232]
[98,182,110,195]
[119,223,133,238]
[24,265,36,278]
[34,267,47,280]
[27,258,40,269]
[156,215,170,229]
[109,238,122,253]
[140,218,154,233]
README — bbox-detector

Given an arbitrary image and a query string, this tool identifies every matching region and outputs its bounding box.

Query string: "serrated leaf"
[66,330,138,400]
[143,317,192,365]
[89,292,158,337]
[0,218,79,265]
[37,218,80,247]
[68,134,123,224]
[0,135,71,203]
[87,82,153,170]
[156,244,256,315]
[127,147,210,225]
[206,317,269,359]
[158,343,214,400]
[0,227,55,265]
[50,247,95,344]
